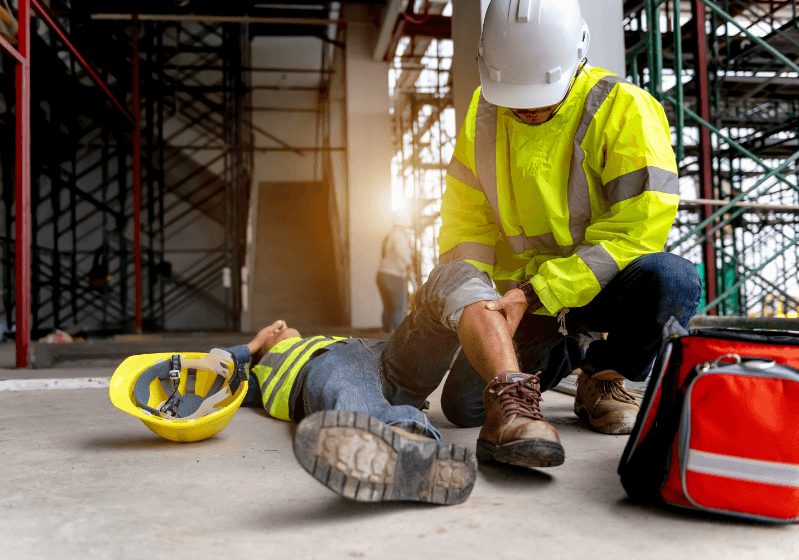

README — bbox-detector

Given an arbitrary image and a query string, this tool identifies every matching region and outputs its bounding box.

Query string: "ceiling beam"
[91,14,342,25]
[373,0,403,62]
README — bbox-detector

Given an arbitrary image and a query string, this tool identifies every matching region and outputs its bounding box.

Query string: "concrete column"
[450,0,624,133]
[346,21,393,328]
[451,0,484,133]
[579,0,625,76]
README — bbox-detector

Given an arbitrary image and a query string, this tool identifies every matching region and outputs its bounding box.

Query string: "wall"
[250,36,325,186]
[244,35,331,331]
[345,18,393,328]
[451,0,483,134]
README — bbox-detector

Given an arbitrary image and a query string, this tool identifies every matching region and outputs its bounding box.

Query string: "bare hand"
[247,320,287,356]
[485,288,528,337]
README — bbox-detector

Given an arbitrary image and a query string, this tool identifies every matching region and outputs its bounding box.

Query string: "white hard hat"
[478,0,590,109]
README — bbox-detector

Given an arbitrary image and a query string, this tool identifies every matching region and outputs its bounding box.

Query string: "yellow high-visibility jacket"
[440,67,679,315]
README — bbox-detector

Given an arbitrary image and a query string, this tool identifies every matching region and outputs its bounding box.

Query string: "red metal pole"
[132,15,142,332]
[693,1,718,314]
[15,0,31,367]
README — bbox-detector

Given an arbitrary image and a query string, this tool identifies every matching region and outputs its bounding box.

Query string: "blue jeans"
[228,339,441,440]
[376,271,407,332]
[380,254,702,428]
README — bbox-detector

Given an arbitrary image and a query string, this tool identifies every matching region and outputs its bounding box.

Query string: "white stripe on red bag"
[688,449,799,488]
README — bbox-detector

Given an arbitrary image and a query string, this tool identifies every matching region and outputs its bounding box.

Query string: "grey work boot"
[574,370,640,434]
[477,372,565,468]
[293,410,477,505]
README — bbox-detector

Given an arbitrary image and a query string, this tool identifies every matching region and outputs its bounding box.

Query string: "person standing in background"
[376,212,415,332]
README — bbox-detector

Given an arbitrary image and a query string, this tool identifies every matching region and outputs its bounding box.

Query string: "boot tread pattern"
[295,410,477,505]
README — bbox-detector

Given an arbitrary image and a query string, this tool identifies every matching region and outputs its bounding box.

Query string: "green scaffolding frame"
[625,0,799,316]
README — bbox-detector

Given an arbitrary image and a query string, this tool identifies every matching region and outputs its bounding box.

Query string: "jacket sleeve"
[528,82,680,314]
[439,89,501,276]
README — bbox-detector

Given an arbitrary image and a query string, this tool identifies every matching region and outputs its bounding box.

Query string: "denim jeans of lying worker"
[380,253,702,428]
[231,339,441,441]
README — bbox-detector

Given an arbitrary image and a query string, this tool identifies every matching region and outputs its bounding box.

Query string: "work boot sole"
[294,410,477,505]
[574,401,636,435]
[475,438,565,468]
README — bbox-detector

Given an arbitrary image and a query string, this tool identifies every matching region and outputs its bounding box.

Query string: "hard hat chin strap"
[133,349,247,419]
[545,58,588,122]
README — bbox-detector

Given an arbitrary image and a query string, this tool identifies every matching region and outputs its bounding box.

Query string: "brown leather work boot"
[574,369,640,434]
[476,372,565,468]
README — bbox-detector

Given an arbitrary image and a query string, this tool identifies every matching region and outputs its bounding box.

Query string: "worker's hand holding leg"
[485,288,528,338]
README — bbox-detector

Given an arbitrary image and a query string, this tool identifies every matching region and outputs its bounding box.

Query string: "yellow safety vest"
[440,67,679,315]
[252,335,346,421]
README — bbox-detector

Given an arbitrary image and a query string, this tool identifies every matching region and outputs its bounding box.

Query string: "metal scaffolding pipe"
[31,0,134,125]
[14,0,31,368]
[692,0,719,314]
[132,16,143,332]
[91,14,343,26]
[680,198,799,213]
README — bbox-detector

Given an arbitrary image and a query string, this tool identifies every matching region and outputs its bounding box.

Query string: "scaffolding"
[1,1,254,365]
[625,0,799,317]
[1,14,253,333]
[1,0,349,366]
[389,0,454,284]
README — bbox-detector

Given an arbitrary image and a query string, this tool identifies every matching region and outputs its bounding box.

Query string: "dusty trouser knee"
[380,260,501,410]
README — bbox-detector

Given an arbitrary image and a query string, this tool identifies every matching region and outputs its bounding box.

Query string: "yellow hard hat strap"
[157,369,227,418]
[133,354,182,416]
[155,349,248,419]
[179,385,237,420]
[180,348,235,379]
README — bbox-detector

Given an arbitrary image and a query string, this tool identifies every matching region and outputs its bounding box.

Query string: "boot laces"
[495,374,543,421]
[598,377,637,404]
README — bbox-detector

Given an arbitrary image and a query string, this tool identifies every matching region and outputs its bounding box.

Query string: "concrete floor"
[2,360,798,560]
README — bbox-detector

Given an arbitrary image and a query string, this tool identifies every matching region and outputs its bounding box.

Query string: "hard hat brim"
[478,57,578,110]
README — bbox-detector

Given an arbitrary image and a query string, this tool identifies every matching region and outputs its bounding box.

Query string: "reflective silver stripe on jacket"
[567,76,626,286]
[447,156,480,191]
[474,93,505,239]
[603,166,678,205]
[474,94,533,255]
[576,244,620,289]
[440,241,494,266]
[568,75,624,245]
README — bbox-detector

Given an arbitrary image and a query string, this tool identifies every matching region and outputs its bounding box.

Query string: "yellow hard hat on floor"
[109,348,249,442]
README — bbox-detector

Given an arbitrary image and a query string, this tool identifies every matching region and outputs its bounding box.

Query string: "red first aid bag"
[618,320,799,522]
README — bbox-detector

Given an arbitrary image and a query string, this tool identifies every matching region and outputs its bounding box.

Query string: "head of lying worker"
[247,319,301,366]
[478,0,590,124]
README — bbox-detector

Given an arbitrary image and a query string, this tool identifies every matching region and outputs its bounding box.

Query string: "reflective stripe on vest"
[252,335,345,421]
[469,75,677,289]
[440,240,495,266]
